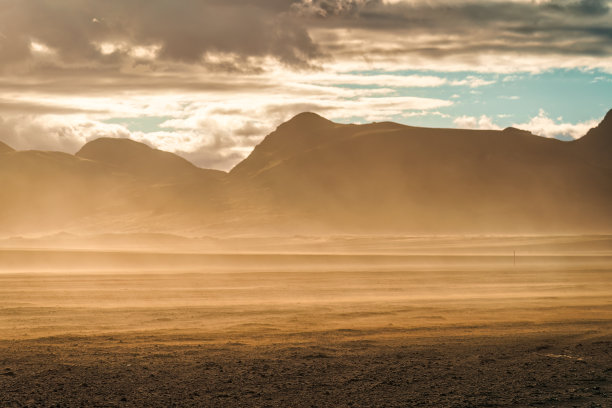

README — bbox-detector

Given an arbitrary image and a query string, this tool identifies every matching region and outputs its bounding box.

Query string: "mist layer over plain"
[1,235,611,406]
[1,235,611,340]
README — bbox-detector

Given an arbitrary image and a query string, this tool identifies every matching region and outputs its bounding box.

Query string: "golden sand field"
[1,235,611,407]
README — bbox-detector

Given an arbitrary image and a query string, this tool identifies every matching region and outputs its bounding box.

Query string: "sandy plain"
[0,235,611,407]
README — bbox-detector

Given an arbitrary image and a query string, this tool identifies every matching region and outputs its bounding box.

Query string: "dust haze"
[2,235,611,341]
[1,113,612,406]
[2,236,612,406]
[2,111,611,236]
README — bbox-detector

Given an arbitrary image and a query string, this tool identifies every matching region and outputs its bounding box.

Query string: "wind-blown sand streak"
[1,237,611,406]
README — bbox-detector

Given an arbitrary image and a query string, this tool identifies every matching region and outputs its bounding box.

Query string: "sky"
[0,0,611,170]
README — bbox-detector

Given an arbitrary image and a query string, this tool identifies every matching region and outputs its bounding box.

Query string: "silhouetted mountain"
[76,137,224,181]
[236,113,611,232]
[231,112,337,178]
[0,110,610,235]
[0,142,230,234]
[573,109,612,169]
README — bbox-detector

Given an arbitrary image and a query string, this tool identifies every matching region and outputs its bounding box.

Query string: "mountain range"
[1,110,611,236]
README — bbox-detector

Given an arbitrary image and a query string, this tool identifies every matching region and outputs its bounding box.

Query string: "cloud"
[0,99,107,115]
[0,0,319,72]
[0,109,258,170]
[1,0,611,78]
[402,110,450,118]
[0,88,452,170]
[512,109,599,139]
[545,0,611,16]
[298,73,448,87]
[0,0,609,170]
[299,0,612,73]
[450,76,496,88]
[0,114,131,153]
[453,115,502,130]
[453,109,600,139]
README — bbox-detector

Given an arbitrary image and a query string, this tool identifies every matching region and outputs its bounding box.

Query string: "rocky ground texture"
[1,332,610,407]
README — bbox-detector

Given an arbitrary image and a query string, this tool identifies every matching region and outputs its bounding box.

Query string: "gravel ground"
[1,330,611,407]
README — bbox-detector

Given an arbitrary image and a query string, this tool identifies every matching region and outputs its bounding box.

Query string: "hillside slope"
[232,111,612,233]
[1,110,610,235]
[0,141,231,235]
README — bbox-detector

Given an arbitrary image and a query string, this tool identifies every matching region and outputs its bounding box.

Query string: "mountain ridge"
[76,137,225,181]
[573,109,612,169]
[1,110,610,235]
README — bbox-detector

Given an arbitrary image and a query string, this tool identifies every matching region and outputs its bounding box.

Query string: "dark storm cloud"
[297,0,611,37]
[288,0,612,68]
[1,0,609,170]
[1,0,610,78]
[0,0,318,70]
[545,0,610,16]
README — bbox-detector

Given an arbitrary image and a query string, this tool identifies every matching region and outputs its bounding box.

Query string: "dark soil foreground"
[1,331,611,408]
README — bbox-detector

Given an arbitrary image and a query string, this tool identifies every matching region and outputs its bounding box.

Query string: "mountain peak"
[77,137,167,164]
[572,108,611,169]
[502,127,532,136]
[280,112,334,130]
[78,137,155,155]
[0,140,15,153]
[578,108,612,140]
[76,137,200,179]
[600,109,612,129]
[230,113,338,177]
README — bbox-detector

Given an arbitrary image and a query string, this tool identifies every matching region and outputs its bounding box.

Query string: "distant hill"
[0,141,230,235]
[236,112,612,233]
[0,110,610,235]
[230,112,339,178]
[76,137,224,181]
